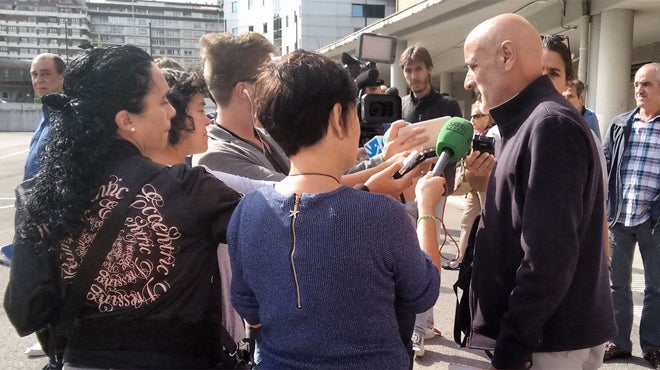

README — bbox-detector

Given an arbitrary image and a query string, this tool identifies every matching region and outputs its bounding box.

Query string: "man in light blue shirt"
[564,79,601,139]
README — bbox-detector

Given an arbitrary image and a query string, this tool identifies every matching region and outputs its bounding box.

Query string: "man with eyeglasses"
[602,62,660,369]
[463,13,615,369]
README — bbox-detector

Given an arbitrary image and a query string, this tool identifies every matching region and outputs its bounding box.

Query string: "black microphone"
[355,69,380,91]
[393,149,437,179]
[431,117,474,177]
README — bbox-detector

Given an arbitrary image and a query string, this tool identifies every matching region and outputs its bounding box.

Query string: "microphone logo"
[446,121,470,135]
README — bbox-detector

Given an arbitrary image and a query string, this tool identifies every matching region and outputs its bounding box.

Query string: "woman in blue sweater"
[228,50,442,369]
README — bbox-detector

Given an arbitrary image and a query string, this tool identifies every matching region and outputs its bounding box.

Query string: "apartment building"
[224,0,396,55]
[88,0,223,67]
[0,0,91,63]
[0,0,222,102]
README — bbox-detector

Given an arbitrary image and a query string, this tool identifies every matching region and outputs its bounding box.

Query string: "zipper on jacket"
[289,194,302,309]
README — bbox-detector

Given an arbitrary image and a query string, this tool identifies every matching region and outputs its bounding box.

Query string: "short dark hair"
[32,53,66,74]
[155,57,183,71]
[254,50,357,156]
[570,79,586,97]
[53,55,65,75]
[161,68,208,146]
[542,35,573,81]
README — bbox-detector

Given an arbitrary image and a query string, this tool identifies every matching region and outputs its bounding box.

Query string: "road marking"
[0,205,16,210]
[0,149,28,159]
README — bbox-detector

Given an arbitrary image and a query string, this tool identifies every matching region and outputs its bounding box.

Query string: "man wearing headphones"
[193,32,290,181]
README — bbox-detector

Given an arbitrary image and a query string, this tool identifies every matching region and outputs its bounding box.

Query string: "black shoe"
[603,342,632,361]
[644,350,660,369]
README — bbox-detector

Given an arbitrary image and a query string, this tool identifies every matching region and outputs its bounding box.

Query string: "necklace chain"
[288,172,341,184]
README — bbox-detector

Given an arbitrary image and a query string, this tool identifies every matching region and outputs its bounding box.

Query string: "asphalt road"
[0,132,649,369]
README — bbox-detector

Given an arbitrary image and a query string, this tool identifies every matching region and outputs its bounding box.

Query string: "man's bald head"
[464,13,543,112]
[30,53,65,97]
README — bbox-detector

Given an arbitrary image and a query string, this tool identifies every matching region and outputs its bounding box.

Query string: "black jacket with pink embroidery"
[61,142,241,368]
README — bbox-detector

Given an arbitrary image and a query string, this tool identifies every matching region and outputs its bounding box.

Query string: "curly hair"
[161,68,208,146]
[19,45,154,253]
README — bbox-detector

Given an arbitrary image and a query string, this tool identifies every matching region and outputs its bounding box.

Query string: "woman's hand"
[415,173,446,211]
[364,157,423,198]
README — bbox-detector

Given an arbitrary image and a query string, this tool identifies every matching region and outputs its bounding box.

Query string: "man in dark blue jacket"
[25,53,65,180]
[463,13,615,369]
[602,62,660,369]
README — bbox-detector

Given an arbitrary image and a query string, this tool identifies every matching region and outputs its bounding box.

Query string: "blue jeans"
[609,219,660,353]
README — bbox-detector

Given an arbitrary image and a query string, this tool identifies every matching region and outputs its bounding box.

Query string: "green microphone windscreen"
[435,117,474,163]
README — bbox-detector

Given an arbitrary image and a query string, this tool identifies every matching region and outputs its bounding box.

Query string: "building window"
[248,0,253,10]
[263,22,267,34]
[231,1,238,13]
[351,4,385,18]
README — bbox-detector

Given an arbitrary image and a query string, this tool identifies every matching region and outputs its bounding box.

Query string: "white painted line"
[0,149,28,159]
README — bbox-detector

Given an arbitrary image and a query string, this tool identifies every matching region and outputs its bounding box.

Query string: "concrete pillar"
[577,15,590,83]
[391,39,408,96]
[586,14,600,110]
[594,9,633,132]
[439,72,452,95]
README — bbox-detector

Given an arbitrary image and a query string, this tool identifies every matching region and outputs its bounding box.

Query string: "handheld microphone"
[393,149,437,179]
[431,117,474,177]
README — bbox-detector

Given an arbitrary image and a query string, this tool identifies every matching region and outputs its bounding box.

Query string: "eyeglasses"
[471,113,486,120]
[540,34,571,54]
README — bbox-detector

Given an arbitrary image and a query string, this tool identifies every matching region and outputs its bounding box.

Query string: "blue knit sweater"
[228,185,440,369]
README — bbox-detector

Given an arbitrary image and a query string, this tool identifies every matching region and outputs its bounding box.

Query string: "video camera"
[361,94,402,125]
[342,52,402,146]
[472,134,495,155]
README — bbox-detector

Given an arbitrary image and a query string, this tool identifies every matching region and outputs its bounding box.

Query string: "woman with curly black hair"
[5,45,242,369]
[145,68,211,165]
[145,68,272,347]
